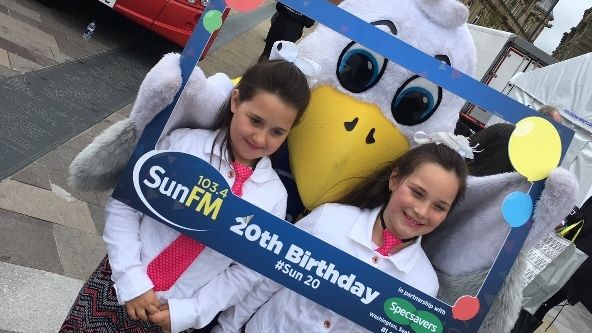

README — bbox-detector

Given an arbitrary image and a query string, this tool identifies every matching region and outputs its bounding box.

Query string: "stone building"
[460,0,557,42]
[553,8,592,60]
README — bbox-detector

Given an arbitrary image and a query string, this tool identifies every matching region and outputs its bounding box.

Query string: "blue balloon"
[502,192,533,227]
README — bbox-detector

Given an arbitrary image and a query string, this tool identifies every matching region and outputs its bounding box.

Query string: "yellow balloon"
[508,116,562,181]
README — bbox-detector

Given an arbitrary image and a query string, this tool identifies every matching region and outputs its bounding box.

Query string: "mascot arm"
[69,53,233,191]
[425,168,578,276]
[131,52,233,135]
[431,168,577,333]
[171,71,234,131]
[523,167,579,250]
[479,168,577,333]
[129,52,182,136]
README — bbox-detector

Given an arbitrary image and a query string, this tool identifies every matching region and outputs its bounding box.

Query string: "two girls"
[60,59,310,333]
[213,139,469,332]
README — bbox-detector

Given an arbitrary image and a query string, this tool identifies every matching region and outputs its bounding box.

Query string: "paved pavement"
[0,1,273,332]
[0,1,590,332]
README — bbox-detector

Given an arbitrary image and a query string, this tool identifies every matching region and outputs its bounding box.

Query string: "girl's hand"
[149,304,171,332]
[125,289,160,321]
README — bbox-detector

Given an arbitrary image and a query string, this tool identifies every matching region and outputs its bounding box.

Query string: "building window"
[467,0,474,8]
[472,9,483,24]
[525,17,537,35]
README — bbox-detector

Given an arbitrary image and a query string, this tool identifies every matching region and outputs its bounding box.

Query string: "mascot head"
[288,0,477,210]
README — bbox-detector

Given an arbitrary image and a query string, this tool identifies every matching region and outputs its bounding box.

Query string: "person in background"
[259,1,342,62]
[538,104,562,123]
[466,122,515,176]
[466,104,562,177]
[259,2,315,62]
[512,195,592,333]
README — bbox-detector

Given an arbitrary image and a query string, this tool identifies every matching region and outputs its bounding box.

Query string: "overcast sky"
[534,0,592,53]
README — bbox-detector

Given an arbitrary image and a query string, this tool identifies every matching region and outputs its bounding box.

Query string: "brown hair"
[211,60,310,162]
[538,104,561,123]
[467,123,515,176]
[338,143,468,211]
[538,104,559,116]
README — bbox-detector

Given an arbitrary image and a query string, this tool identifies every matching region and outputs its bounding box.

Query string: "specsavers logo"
[384,298,443,333]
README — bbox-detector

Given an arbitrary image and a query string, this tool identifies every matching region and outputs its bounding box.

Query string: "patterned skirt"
[59,256,163,333]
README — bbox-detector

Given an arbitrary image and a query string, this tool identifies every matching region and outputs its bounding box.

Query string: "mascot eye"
[391,75,442,126]
[336,41,387,93]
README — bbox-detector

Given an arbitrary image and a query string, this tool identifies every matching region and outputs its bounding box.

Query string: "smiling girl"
[60,59,310,333]
[213,135,469,333]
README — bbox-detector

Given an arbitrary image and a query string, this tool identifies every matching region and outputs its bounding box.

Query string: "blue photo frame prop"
[112,0,575,332]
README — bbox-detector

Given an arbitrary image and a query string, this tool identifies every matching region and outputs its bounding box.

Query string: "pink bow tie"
[376,229,404,256]
[375,207,416,256]
[231,161,254,197]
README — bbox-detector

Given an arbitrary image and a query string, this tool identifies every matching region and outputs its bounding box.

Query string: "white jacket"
[214,203,438,333]
[103,128,288,332]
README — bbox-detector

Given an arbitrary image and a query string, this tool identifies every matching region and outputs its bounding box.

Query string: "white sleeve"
[213,277,283,333]
[167,264,264,332]
[102,198,154,304]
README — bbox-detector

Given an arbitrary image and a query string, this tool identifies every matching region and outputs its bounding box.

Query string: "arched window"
[467,0,474,8]
[524,16,537,35]
[512,0,525,17]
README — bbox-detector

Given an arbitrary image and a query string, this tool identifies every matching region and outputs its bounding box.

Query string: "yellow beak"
[288,85,410,210]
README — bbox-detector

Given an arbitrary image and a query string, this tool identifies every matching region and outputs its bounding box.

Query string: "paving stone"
[0,11,63,63]
[5,0,56,19]
[87,202,105,235]
[200,20,270,78]
[117,102,134,117]
[10,162,51,191]
[0,1,101,60]
[46,166,99,205]
[83,118,116,138]
[62,132,94,151]
[0,47,8,67]
[0,64,18,78]
[0,0,42,22]
[0,208,63,274]
[0,261,83,333]
[52,32,94,60]
[6,51,43,73]
[0,179,97,233]
[50,47,72,62]
[36,145,79,171]
[96,189,113,208]
[107,108,130,122]
[53,224,106,280]
[208,2,273,53]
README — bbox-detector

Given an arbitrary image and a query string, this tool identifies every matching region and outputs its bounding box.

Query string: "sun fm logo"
[133,150,229,231]
[384,298,443,333]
